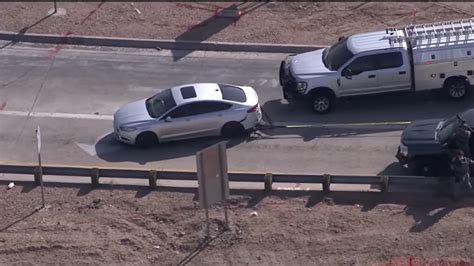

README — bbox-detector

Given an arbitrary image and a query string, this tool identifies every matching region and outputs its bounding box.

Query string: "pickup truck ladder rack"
[386,18,474,48]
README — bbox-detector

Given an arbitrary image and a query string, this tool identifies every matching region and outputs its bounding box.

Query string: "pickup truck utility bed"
[280,18,474,114]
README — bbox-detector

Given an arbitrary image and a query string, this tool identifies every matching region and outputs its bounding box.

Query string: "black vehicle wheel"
[135,131,158,148]
[221,122,246,139]
[413,157,439,177]
[310,91,334,114]
[445,78,470,100]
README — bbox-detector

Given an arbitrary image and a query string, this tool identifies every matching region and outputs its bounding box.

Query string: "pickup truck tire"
[310,91,334,114]
[444,78,470,100]
[412,157,440,177]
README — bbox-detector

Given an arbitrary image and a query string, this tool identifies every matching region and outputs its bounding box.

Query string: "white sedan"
[113,83,262,147]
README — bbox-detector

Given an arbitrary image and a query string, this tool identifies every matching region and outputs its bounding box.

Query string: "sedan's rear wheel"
[221,122,246,139]
[135,131,158,148]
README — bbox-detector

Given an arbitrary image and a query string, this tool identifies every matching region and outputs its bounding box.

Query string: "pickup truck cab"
[280,18,474,114]
[396,109,474,176]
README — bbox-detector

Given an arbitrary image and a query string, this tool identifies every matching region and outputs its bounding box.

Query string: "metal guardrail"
[0,163,441,193]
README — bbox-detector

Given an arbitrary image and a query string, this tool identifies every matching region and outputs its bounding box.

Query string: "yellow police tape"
[277,121,411,128]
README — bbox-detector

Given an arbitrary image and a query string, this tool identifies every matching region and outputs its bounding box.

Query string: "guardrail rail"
[0,163,444,194]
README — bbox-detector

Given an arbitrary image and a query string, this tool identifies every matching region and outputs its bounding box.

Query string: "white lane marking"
[75,132,123,157]
[258,79,267,86]
[0,110,113,120]
[128,85,162,92]
[75,142,98,157]
[270,79,279,88]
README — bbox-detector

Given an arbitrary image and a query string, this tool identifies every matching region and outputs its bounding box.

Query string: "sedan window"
[166,101,232,119]
[145,89,177,118]
[219,84,247,103]
[196,102,232,113]
[167,104,194,118]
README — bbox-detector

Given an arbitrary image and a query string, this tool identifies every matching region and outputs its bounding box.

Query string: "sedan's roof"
[170,83,223,105]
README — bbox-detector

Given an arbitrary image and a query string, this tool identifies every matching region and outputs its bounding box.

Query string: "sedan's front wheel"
[135,131,159,148]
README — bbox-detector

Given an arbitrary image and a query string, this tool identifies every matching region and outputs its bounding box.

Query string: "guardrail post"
[323,174,331,194]
[264,173,272,193]
[380,175,389,194]
[34,166,42,186]
[91,168,100,187]
[149,170,158,189]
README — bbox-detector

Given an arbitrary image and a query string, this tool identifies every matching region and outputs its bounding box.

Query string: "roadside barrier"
[0,163,441,193]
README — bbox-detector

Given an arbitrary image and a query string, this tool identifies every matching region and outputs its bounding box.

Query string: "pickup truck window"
[437,115,464,143]
[324,38,354,71]
[377,52,403,69]
[343,54,378,75]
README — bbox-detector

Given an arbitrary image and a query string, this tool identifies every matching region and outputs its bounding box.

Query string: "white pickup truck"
[279,18,474,114]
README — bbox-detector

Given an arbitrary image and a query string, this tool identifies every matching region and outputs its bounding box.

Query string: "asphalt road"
[1,43,474,176]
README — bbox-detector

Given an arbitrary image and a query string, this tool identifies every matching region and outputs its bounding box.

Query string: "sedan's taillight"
[247,104,258,113]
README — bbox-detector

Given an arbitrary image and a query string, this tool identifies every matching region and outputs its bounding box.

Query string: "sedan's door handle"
[368,75,376,78]
[399,71,406,75]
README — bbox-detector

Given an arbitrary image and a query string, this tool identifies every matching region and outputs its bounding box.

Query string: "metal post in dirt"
[218,143,229,230]
[198,152,211,239]
[36,126,45,208]
[54,0,57,14]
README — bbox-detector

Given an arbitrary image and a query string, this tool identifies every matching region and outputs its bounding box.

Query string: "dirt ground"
[2,2,474,265]
[0,2,474,46]
[1,180,474,265]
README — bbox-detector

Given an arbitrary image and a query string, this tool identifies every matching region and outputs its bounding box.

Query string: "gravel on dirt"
[1,181,474,265]
[0,2,473,46]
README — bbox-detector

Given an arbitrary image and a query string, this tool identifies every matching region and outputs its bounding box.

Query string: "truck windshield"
[145,89,177,118]
[323,37,354,71]
[437,115,464,143]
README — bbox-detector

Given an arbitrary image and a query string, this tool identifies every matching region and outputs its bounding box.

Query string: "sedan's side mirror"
[343,68,353,79]
[165,116,173,123]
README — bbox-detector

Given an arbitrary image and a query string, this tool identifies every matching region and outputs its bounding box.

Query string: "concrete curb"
[0,31,327,53]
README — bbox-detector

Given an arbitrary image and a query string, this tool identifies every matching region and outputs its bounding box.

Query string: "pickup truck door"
[374,51,412,92]
[338,54,379,96]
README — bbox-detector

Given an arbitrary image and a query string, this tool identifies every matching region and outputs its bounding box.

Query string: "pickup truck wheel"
[445,78,470,100]
[310,92,334,114]
[413,157,439,177]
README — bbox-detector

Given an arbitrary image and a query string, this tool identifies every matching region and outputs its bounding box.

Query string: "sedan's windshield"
[437,115,464,143]
[145,89,177,118]
[323,37,354,71]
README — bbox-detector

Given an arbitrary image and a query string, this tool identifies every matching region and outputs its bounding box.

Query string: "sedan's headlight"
[296,82,307,93]
[119,126,138,132]
[399,143,408,156]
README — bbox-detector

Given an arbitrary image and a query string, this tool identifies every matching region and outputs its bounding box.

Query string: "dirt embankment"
[1,181,474,265]
[0,2,473,46]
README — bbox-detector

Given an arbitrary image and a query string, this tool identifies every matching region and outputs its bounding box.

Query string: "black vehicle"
[396,109,474,176]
